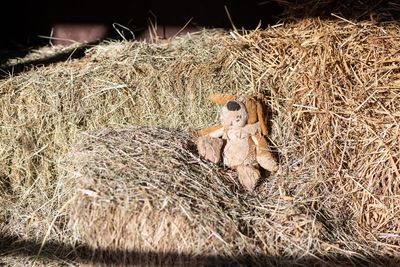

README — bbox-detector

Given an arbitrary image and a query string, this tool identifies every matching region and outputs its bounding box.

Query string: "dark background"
[0,0,282,49]
[0,1,398,66]
[2,0,398,50]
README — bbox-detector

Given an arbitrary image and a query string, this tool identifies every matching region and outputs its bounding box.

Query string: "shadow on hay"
[1,233,399,267]
[0,43,96,79]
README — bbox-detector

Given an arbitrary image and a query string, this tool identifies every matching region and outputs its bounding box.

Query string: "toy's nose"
[227,101,241,111]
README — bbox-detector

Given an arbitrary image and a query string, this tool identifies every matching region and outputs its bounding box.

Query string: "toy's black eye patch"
[227,101,241,111]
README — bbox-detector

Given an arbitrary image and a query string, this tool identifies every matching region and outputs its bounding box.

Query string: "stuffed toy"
[197,94,279,191]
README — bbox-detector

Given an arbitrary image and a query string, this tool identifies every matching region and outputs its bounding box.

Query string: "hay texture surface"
[67,126,327,266]
[68,127,238,263]
[0,17,400,266]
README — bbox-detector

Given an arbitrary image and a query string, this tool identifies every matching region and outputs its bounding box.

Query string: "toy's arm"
[198,124,224,138]
[240,122,260,138]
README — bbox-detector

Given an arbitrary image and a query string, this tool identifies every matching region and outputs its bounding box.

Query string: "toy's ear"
[244,99,258,124]
[256,101,268,136]
[208,94,236,105]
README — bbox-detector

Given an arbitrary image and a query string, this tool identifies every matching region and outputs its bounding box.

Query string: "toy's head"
[220,100,248,127]
[208,94,268,135]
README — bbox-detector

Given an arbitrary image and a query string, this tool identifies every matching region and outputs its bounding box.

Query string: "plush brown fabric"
[197,94,278,191]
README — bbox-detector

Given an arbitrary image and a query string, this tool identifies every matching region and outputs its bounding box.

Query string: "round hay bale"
[66,126,329,266]
[67,127,238,265]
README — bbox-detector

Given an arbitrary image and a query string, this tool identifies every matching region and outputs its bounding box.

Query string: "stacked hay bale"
[0,32,233,256]
[0,17,399,266]
[231,19,400,251]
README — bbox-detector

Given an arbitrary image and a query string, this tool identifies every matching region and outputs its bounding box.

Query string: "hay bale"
[66,127,328,266]
[232,19,400,250]
[67,127,236,262]
[0,31,238,260]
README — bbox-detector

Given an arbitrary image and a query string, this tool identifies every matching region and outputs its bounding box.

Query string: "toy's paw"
[241,122,260,137]
[197,136,223,164]
[237,165,260,191]
[257,150,279,173]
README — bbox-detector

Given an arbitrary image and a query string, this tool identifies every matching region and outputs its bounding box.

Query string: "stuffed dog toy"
[197,94,279,191]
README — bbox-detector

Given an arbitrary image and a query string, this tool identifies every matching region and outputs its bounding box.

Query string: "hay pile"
[235,19,400,246]
[0,17,399,266]
[68,127,239,264]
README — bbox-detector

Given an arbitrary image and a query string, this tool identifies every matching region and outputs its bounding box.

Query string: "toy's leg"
[197,136,223,164]
[237,165,260,191]
[252,133,279,173]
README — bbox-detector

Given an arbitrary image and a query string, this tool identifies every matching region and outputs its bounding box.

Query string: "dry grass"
[235,18,400,247]
[68,127,241,265]
[66,126,331,266]
[273,0,400,21]
[0,17,400,266]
